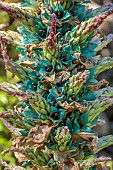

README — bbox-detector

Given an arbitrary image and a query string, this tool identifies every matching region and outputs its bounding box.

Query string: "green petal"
[72,118,80,134]
[80,113,88,125]
[20,130,29,136]
[66,119,72,130]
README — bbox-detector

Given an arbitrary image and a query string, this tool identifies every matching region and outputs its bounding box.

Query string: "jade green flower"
[19,79,38,92]
[50,106,65,123]
[54,4,71,20]
[38,60,54,75]
[72,113,91,134]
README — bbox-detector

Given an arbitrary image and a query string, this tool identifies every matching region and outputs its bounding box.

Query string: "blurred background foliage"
[0,0,113,169]
[0,0,20,168]
[0,72,19,170]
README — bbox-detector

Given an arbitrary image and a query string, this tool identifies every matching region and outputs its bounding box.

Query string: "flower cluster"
[0,0,113,170]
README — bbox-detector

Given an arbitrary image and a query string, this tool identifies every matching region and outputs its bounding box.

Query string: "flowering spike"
[0,82,32,100]
[0,0,113,169]
[94,87,113,98]
[42,13,58,64]
[88,98,113,123]
[93,34,113,52]
[87,3,113,17]
[0,30,22,45]
[1,119,21,136]
[0,1,37,20]
[65,70,89,97]
[0,160,22,170]
[48,14,57,46]
[81,157,111,169]
[95,135,113,154]
[0,37,32,80]
[0,36,12,66]
[71,8,113,45]
[94,57,113,76]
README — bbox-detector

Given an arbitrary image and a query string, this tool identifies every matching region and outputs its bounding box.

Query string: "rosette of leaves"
[0,0,113,170]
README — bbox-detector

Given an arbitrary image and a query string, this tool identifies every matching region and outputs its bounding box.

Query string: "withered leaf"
[56,71,70,83]
[70,164,80,170]
[79,56,96,69]
[28,124,52,143]
[77,132,97,141]
[65,158,80,170]
[43,74,55,82]
[87,79,109,91]
[72,132,98,152]
[13,125,52,149]
[19,59,35,68]
[42,71,70,84]
[58,101,87,113]
[14,152,27,163]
